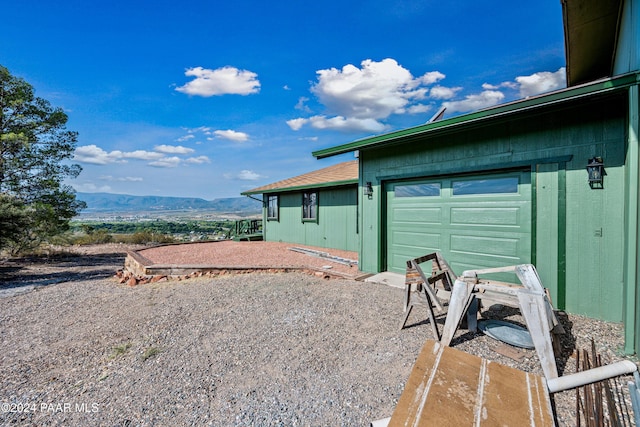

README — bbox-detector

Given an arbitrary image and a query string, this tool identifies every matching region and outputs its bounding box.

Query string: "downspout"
[626,84,639,354]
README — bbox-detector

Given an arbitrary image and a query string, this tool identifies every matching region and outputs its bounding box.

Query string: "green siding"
[360,93,628,323]
[262,186,358,252]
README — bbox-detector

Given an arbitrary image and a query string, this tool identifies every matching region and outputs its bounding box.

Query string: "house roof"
[313,72,639,159]
[241,160,358,195]
[562,0,623,87]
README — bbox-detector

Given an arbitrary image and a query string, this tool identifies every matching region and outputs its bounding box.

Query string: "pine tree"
[0,65,85,253]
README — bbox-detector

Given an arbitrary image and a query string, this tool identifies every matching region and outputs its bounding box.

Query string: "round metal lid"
[478,319,535,349]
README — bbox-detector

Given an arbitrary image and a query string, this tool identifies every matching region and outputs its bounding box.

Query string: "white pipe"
[547,360,638,393]
[370,417,391,427]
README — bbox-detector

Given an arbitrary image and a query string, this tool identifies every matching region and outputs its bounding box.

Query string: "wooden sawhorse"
[439,264,563,380]
[401,252,456,340]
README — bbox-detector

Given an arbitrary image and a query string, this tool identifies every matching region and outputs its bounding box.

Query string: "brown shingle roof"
[241,160,358,195]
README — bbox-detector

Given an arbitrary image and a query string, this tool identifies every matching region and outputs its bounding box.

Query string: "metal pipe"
[369,417,390,427]
[547,360,638,393]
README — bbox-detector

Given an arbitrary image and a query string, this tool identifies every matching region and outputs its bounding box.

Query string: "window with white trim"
[267,195,279,220]
[302,191,318,221]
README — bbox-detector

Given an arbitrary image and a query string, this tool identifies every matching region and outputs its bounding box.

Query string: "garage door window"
[452,177,519,196]
[395,183,441,197]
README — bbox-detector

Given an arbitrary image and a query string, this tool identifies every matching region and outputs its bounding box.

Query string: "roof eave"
[313,72,640,159]
[241,179,358,196]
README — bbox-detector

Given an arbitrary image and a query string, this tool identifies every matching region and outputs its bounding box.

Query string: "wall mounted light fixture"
[364,181,373,199]
[586,157,605,189]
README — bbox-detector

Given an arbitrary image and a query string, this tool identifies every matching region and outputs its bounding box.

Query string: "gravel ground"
[0,245,637,426]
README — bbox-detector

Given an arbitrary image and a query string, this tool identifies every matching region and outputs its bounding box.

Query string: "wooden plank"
[418,347,481,426]
[389,340,554,426]
[388,340,442,425]
[440,279,475,346]
[482,362,554,426]
[413,261,444,311]
[492,343,526,362]
[518,290,559,380]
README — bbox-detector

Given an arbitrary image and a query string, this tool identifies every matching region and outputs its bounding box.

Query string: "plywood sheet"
[388,340,554,426]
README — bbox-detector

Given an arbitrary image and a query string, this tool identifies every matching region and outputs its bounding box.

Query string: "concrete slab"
[364,271,405,289]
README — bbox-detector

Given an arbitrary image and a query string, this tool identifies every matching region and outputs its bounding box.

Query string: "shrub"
[116,231,174,245]
[73,229,113,245]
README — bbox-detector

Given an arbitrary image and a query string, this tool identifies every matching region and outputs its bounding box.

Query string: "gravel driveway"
[0,246,636,426]
[0,249,424,426]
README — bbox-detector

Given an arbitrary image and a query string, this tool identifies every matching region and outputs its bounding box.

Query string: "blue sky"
[1,0,567,199]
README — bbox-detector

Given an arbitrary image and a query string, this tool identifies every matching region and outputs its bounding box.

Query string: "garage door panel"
[450,206,526,227]
[393,207,441,223]
[393,230,441,248]
[450,234,523,258]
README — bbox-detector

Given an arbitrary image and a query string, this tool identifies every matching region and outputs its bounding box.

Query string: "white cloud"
[175,66,260,97]
[213,129,249,142]
[185,155,211,164]
[75,145,164,164]
[286,118,308,131]
[237,170,261,180]
[176,134,195,142]
[442,90,505,113]
[154,144,195,154]
[482,82,517,91]
[515,67,566,98]
[295,96,311,112]
[122,150,165,161]
[149,156,182,168]
[429,85,462,100]
[430,67,566,116]
[421,71,446,85]
[187,126,212,134]
[407,104,432,114]
[311,58,436,120]
[308,115,387,133]
[74,145,122,165]
[73,182,113,193]
[99,175,143,182]
[75,143,208,169]
[289,58,445,133]
[288,115,387,133]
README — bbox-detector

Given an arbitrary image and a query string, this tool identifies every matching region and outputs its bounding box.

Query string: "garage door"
[386,171,531,276]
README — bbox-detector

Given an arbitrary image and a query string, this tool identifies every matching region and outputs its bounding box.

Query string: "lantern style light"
[586,157,605,189]
[364,181,374,198]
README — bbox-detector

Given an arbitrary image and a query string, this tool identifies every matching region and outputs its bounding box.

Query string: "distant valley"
[76,192,262,218]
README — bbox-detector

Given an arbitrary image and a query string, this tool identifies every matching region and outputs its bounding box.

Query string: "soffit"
[562,0,622,86]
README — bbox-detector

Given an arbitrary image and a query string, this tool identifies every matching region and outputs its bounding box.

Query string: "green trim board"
[557,165,567,311]
[627,84,640,354]
[374,156,573,183]
[313,72,640,160]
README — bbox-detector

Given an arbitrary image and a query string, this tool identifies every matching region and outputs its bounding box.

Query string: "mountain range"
[76,192,262,215]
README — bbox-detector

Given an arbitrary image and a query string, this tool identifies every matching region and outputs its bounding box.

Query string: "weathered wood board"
[388,340,554,427]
